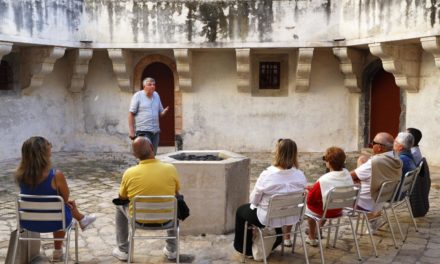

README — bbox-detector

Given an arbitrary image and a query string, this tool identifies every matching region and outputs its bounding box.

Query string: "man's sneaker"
[305,237,319,247]
[112,247,128,261]
[79,214,97,231]
[163,246,177,260]
[283,239,292,247]
[52,248,63,262]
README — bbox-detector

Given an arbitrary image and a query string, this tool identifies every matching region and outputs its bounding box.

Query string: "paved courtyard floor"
[1,151,440,263]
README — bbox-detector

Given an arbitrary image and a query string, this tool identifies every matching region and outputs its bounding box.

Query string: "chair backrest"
[265,191,306,227]
[395,169,419,201]
[375,180,400,204]
[131,195,177,224]
[322,185,360,217]
[409,161,424,195]
[16,194,66,230]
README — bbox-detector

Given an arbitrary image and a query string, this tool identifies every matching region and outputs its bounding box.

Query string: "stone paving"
[1,150,439,263]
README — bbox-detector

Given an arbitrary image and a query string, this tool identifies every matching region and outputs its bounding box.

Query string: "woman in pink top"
[233,139,307,258]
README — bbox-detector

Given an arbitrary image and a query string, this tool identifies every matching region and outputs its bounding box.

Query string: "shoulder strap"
[52,169,59,195]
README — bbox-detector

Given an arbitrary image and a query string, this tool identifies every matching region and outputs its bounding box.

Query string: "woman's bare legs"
[53,231,65,249]
[67,200,85,221]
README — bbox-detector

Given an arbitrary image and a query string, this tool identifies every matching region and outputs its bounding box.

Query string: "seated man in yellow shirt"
[112,137,180,261]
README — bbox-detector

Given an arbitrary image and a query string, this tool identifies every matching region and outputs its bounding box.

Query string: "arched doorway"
[142,62,175,146]
[369,68,401,142]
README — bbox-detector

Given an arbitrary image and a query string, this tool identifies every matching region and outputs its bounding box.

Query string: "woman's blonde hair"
[273,138,298,169]
[15,136,52,188]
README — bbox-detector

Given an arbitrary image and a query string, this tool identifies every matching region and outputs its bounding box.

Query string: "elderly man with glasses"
[350,132,402,233]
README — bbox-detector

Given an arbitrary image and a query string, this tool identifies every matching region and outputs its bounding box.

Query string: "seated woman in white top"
[233,138,307,258]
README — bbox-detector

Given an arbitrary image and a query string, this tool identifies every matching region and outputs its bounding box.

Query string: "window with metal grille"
[259,62,280,89]
[0,60,13,91]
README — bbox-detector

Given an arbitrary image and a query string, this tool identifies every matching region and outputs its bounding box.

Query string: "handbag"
[252,228,276,262]
[5,229,41,264]
[176,194,190,221]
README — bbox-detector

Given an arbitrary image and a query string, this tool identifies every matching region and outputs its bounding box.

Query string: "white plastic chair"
[12,194,78,264]
[242,191,309,264]
[390,166,421,241]
[355,179,401,254]
[128,195,179,263]
[305,185,361,264]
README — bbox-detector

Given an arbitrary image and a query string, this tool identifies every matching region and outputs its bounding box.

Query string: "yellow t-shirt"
[119,159,180,221]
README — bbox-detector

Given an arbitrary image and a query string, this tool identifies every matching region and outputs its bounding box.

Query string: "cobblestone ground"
[0,151,439,263]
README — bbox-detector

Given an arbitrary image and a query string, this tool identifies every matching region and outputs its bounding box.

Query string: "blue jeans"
[136,131,160,155]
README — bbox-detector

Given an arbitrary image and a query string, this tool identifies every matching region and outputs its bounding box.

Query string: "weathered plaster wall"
[182,49,359,152]
[406,51,440,166]
[0,51,77,159]
[2,0,439,47]
[67,50,132,152]
[0,0,84,45]
[340,0,440,44]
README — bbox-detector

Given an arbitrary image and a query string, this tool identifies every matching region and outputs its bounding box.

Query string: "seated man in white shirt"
[350,132,402,232]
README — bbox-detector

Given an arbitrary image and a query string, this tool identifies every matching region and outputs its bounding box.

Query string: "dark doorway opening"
[369,68,401,142]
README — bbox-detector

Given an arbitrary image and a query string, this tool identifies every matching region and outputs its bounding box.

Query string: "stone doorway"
[361,61,405,147]
[369,68,401,141]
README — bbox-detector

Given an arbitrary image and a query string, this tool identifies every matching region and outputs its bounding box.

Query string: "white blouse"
[249,165,307,227]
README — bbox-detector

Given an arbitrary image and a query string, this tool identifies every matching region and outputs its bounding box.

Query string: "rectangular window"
[259,62,280,89]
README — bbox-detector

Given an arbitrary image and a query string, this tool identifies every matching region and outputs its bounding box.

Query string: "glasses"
[369,140,386,147]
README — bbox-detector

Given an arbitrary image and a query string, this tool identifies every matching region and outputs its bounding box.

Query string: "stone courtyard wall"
[1,0,440,165]
[1,1,439,47]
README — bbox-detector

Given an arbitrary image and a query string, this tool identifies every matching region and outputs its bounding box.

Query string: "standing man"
[112,137,180,261]
[129,77,169,155]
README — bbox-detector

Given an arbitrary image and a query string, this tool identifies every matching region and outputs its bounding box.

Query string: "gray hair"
[395,132,414,150]
[142,77,155,86]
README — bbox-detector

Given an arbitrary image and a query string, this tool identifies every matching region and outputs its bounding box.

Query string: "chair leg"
[363,213,378,257]
[390,205,404,241]
[405,198,419,232]
[347,217,362,261]
[75,222,79,264]
[11,229,20,264]
[256,228,268,264]
[316,219,326,264]
[128,229,134,264]
[292,223,298,254]
[332,218,341,248]
[297,224,310,264]
[176,226,180,264]
[65,230,71,264]
[384,209,399,249]
[242,221,248,263]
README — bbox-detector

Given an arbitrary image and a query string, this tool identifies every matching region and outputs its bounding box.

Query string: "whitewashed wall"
[406,51,440,166]
[0,53,77,159]
[182,49,359,152]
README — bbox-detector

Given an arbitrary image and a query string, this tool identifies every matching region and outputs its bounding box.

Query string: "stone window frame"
[0,52,20,96]
[251,52,288,96]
